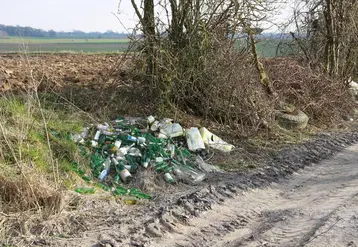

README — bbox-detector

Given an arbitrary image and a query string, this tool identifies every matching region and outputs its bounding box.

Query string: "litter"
[199,127,234,152]
[158,123,184,139]
[70,116,234,200]
[186,127,206,151]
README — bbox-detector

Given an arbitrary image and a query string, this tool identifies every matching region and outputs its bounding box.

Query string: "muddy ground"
[1,54,358,246]
[1,130,356,247]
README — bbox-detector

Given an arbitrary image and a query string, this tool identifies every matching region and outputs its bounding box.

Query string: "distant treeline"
[0,24,128,39]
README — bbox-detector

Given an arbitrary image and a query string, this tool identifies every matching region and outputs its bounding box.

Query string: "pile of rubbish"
[71,116,234,200]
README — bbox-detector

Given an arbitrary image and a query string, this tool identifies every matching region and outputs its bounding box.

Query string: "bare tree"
[290,0,358,79]
[123,0,280,131]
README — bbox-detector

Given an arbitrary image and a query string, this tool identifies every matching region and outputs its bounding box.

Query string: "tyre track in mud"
[150,144,358,247]
[36,131,358,247]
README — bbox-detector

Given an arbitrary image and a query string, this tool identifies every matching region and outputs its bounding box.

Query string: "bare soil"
[153,144,358,247]
[2,131,356,247]
[1,54,358,247]
[0,53,154,117]
[0,53,118,91]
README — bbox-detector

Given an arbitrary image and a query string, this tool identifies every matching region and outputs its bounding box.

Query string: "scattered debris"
[70,116,234,200]
[199,127,234,152]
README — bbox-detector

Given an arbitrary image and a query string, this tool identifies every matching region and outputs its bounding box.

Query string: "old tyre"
[275,109,309,130]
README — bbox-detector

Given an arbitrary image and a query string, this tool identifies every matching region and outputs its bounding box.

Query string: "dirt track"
[151,145,358,247]
[2,53,357,246]
[25,135,358,247]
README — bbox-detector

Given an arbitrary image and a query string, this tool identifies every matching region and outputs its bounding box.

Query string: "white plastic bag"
[199,127,234,152]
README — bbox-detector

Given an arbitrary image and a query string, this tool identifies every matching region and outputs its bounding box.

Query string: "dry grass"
[0,44,355,243]
[266,58,355,127]
[125,49,354,139]
[0,174,62,213]
[0,52,94,241]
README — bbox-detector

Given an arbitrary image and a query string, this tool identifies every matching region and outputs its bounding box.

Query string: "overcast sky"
[0,0,293,33]
[0,0,137,32]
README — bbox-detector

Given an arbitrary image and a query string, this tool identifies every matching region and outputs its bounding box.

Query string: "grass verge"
[0,93,92,224]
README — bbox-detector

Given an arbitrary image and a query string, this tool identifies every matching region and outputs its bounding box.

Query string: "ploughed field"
[0,37,130,53]
[0,53,119,92]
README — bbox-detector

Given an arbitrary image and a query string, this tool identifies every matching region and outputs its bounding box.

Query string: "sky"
[0,0,293,33]
[0,0,137,33]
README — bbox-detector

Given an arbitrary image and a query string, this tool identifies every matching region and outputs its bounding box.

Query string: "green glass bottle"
[125,155,139,172]
[113,159,133,183]
[77,168,85,175]
[129,188,152,199]
[75,188,95,194]
[155,163,168,171]
[113,174,120,184]
[81,175,91,183]
[141,153,151,168]
[113,186,129,196]
[98,183,111,191]
[72,162,79,171]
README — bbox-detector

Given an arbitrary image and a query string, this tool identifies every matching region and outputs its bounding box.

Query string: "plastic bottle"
[155,157,164,163]
[102,130,117,136]
[114,140,122,149]
[172,163,205,184]
[186,127,205,151]
[128,147,142,157]
[150,121,160,131]
[94,130,101,140]
[72,127,89,143]
[147,115,156,124]
[91,130,101,147]
[167,144,176,158]
[97,124,114,132]
[199,127,234,152]
[98,157,111,181]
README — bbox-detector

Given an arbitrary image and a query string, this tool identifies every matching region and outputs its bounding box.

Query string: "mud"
[2,54,358,247]
[2,130,354,247]
[153,144,358,247]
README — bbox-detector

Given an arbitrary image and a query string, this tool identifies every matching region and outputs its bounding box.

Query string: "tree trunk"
[143,0,156,78]
[324,0,338,77]
[249,31,274,95]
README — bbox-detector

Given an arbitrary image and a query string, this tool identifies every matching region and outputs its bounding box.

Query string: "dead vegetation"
[0,50,355,247]
[0,1,357,244]
[1,53,355,134]
[0,88,91,240]
[267,58,355,127]
[0,39,356,244]
[0,174,62,214]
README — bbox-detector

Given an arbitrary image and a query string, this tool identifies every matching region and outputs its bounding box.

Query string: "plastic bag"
[199,127,234,152]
